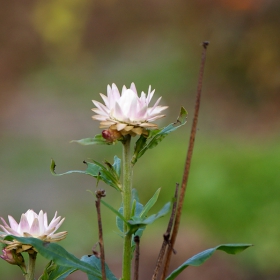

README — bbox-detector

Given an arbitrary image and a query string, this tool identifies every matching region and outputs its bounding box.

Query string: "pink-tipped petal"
[7,216,19,231]
[30,218,40,236]
[19,214,30,234]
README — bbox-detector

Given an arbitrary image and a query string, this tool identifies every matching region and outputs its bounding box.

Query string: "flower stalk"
[25,251,37,280]
[122,135,133,280]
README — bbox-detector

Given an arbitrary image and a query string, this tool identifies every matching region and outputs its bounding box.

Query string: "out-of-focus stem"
[95,190,106,280]
[133,235,140,280]
[161,42,209,280]
[152,183,179,280]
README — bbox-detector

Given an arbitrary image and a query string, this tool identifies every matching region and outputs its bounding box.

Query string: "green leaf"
[132,188,140,203]
[47,263,76,280]
[112,156,121,178]
[131,107,187,165]
[140,188,161,218]
[50,159,121,191]
[6,236,103,278]
[128,202,171,228]
[81,255,118,280]
[166,243,253,280]
[101,200,128,227]
[70,135,111,145]
[116,206,124,234]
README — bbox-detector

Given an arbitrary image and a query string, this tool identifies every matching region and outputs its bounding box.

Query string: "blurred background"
[1,0,280,279]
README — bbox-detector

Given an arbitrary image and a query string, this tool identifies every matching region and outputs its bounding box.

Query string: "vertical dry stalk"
[152,183,179,280]
[134,235,140,280]
[95,189,107,280]
[161,42,209,280]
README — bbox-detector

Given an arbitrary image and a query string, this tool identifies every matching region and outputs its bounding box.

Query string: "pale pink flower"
[0,209,67,253]
[92,83,168,136]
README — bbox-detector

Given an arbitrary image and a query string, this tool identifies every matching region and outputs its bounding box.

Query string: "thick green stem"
[25,251,37,280]
[122,135,133,280]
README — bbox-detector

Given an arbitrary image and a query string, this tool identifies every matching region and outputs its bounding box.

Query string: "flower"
[0,209,67,253]
[92,83,168,137]
[0,248,25,267]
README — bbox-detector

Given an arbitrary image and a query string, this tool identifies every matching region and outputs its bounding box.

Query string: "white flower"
[92,83,168,136]
[0,210,67,253]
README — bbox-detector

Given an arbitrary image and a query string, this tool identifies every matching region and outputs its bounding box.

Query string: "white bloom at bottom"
[0,209,67,253]
[92,83,168,137]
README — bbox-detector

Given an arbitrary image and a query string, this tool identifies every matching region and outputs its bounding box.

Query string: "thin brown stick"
[152,183,179,280]
[95,189,107,280]
[134,235,140,280]
[161,42,209,280]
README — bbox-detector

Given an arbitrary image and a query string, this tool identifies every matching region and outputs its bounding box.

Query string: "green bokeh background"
[1,1,280,279]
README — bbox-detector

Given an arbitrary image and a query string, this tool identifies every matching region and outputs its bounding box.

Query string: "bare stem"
[152,183,179,280]
[25,251,37,280]
[95,189,107,280]
[161,42,209,280]
[122,135,133,280]
[133,235,140,280]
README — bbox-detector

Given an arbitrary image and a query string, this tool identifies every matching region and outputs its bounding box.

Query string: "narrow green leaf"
[101,200,128,226]
[131,199,137,217]
[116,206,124,233]
[131,107,187,165]
[7,236,103,278]
[166,243,253,280]
[132,188,140,203]
[70,135,111,145]
[112,156,121,178]
[128,202,171,227]
[50,159,121,191]
[140,188,161,218]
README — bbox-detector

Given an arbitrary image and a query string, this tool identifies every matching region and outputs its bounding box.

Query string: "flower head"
[92,83,168,137]
[0,209,67,253]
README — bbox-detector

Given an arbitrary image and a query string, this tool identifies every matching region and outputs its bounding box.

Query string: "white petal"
[19,214,30,234]
[8,216,19,231]
[92,115,108,121]
[146,87,155,104]
[0,225,20,236]
[92,100,110,115]
[100,93,109,108]
[130,83,137,94]
[111,83,121,102]
[30,218,40,236]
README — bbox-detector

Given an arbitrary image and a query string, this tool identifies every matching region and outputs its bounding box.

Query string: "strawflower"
[0,209,67,253]
[92,83,168,137]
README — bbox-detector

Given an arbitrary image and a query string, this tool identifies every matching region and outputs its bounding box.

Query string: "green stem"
[25,251,37,280]
[122,135,133,280]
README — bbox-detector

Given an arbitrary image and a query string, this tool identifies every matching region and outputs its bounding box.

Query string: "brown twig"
[160,42,209,280]
[134,235,140,280]
[95,189,107,280]
[152,183,179,280]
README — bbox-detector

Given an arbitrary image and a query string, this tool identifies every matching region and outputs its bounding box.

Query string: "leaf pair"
[102,188,171,237]
[50,156,122,191]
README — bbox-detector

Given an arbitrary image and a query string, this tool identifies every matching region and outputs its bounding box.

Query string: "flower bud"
[102,129,122,143]
[0,248,24,266]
